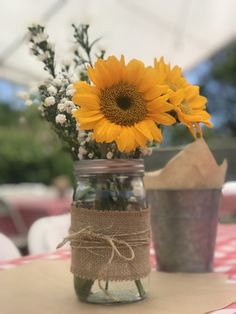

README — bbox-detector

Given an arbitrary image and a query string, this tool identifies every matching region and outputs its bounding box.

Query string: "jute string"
[57,206,151,282]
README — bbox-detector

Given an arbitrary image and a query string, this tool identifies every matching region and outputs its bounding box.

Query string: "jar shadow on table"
[147,189,222,273]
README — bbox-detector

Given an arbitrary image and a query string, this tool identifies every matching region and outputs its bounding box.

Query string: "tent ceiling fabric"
[0,0,236,85]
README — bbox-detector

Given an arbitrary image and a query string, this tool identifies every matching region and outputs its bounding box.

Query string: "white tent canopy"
[1,0,236,85]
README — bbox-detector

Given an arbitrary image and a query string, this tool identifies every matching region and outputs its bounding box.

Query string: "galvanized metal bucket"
[148,189,222,273]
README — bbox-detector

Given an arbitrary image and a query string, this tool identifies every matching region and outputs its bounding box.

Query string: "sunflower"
[154,57,212,138]
[169,85,212,138]
[72,56,176,152]
[154,57,188,91]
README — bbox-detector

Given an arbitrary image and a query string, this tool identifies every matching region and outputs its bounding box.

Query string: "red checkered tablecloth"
[0,224,236,313]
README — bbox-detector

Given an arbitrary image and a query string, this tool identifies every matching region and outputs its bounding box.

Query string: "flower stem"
[74,276,94,302]
[135,280,146,298]
[105,281,109,290]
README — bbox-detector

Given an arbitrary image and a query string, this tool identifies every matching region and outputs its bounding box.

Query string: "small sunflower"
[169,85,212,138]
[154,57,188,90]
[72,56,175,152]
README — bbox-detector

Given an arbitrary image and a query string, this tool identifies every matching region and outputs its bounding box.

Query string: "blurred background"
[0,0,236,256]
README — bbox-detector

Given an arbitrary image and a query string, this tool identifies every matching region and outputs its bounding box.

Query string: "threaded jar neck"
[74,159,144,176]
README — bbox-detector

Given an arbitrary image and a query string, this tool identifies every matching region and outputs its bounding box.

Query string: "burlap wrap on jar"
[65,205,151,282]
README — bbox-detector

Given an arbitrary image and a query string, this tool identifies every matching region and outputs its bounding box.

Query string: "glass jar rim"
[74,159,144,175]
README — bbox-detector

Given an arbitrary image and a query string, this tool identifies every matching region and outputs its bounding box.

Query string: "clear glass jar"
[72,159,150,304]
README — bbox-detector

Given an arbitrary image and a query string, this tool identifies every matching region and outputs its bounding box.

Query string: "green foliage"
[199,41,236,139]
[212,42,236,86]
[0,103,73,184]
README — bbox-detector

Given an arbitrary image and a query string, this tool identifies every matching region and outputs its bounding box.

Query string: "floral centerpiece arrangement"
[26,24,212,304]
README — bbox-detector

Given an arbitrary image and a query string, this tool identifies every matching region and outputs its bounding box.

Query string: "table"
[0,224,236,313]
[0,196,71,247]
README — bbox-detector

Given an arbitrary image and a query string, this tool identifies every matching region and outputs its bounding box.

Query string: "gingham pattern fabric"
[0,224,236,313]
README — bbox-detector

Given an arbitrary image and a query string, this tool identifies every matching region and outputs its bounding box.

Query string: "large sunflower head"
[169,85,213,138]
[72,56,175,152]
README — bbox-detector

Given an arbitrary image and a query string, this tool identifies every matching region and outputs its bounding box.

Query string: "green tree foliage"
[200,42,236,137]
[0,102,73,184]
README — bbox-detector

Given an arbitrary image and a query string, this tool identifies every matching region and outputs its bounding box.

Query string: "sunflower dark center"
[116,96,132,110]
[100,83,147,126]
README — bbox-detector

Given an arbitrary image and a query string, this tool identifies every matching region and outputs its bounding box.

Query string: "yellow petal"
[105,123,122,142]
[93,119,112,142]
[190,96,207,109]
[87,66,101,88]
[134,120,153,140]
[184,85,199,100]
[148,120,163,143]
[123,59,145,87]
[105,56,124,85]
[73,81,99,95]
[94,59,114,89]
[76,109,102,118]
[144,85,169,101]
[132,127,147,148]
[147,95,172,112]
[148,112,176,125]
[137,68,156,93]
[169,89,185,106]
[75,114,104,130]
[72,93,100,109]
[116,127,137,152]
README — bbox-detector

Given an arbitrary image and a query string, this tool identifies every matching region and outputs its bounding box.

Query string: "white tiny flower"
[71,147,75,151]
[88,153,94,159]
[65,100,74,106]
[78,153,83,160]
[65,100,75,113]
[86,136,91,143]
[53,78,62,86]
[79,146,87,155]
[81,141,86,146]
[61,97,68,103]
[71,108,77,114]
[38,51,50,61]
[66,88,75,97]
[78,131,86,138]
[66,84,74,90]
[18,91,28,101]
[38,105,44,112]
[47,85,57,96]
[141,147,153,156]
[33,33,49,43]
[25,99,33,106]
[88,132,93,138]
[147,147,153,156]
[44,96,55,107]
[55,114,66,124]
[106,152,113,159]
[57,103,66,112]
[76,123,81,131]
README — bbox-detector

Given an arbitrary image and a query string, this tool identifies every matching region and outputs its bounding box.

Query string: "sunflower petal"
[73,81,99,95]
[72,93,100,109]
[123,59,145,87]
[148,112,176,125]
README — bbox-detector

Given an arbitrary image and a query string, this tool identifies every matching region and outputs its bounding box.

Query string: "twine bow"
[57,226,150,262]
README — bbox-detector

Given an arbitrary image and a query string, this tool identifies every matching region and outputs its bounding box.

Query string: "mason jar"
[72,159,150,304]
